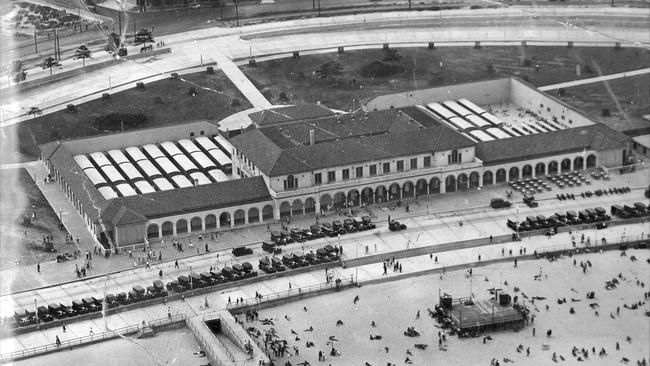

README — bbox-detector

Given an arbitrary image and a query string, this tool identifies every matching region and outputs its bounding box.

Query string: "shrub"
[154,96,162,104]
[522,58,532,67]
[206,66,214,74]
[136,82,145,89]
[601,108,610,117]
[558,88,566,96]
[485,64,495,74]
[231,98,241,107]
[66,104,77,113]
[102,93,110,100]
[359,61,404,78]
[94,113,147,132]
[170,72,179,79]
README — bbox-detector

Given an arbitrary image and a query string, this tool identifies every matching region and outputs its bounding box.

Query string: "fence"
[0,314,186,362]
[227,276,358,310]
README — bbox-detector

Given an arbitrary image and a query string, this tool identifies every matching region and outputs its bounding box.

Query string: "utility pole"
[133,18,136,40]
[317,0,321,16]
[118,13,122,37]
[234,0,239,27]
[34,29,38,53]
[53,29,58,61]
[56,31,61,60]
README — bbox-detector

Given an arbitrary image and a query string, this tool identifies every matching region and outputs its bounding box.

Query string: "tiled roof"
[99,176,272,224]
[263,125,472,176]
[475,124,629,165]
[111,206,147,226]
[259,110,420,147]
[249,104,336,126]
[229,129,284,173]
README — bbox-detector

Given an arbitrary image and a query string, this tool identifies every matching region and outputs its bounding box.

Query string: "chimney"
[309,129,315,145]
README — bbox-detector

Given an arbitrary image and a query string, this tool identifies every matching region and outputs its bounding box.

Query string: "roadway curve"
[1,7,649,127]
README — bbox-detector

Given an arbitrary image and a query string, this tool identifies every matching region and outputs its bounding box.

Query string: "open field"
[0,169,68,268]
[558,74,650,134]
[240,249,650,365]
[243,46,650,111]
[2,70,250,162]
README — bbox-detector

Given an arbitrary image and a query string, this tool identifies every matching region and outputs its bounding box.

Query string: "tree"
[28,106,42,119]
[106,32,121,52]
[315,61,343,79]
[40,57,60,76]
[8,60,27,83]
[382,49,403,64]
[75,45,92,67]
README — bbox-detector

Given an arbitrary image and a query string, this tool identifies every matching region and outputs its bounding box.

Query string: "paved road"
[1,7,648,126]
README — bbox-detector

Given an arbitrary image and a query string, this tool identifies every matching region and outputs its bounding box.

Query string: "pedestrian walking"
[175,260,179,269]
[37,262,40,273]
[55,335,61,346]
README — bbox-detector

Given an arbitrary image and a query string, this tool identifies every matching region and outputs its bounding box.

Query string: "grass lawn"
[557,74,650,134]
[0,169,68,267]
[3,70,250,162]
[242,46,650,111]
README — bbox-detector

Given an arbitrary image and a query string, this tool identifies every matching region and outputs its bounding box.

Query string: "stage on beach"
[447,298,525,332]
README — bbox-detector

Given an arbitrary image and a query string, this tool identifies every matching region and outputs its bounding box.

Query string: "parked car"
[389,220,407,231]
[290,228,306,242]
[37,306,53,322]
[309,224,324,238]
[343,218,357,232]
[332,220,345,234]
[262,241,282,254]
[271,257,286,271]
[523,196,538,208]
[490,198,512,209]
[361,216,376,230]
[232,246,253,257]
[258,257,275,273]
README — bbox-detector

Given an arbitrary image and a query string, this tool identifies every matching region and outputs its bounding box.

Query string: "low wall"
[186,314,230,366]
[217,310,268,363]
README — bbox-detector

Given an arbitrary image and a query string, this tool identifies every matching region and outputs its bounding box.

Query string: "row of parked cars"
[611,202,649,219]
[507,207,611,232]
[259,244,341,274]
[10,280,167,328]
[268,216,376,245]
[167,262,257,292]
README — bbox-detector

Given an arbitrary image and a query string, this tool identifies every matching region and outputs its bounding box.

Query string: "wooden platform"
[448,298,524,331]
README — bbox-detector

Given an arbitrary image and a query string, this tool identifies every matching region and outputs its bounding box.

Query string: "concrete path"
[212,51,271,108]
[539,67,650,91]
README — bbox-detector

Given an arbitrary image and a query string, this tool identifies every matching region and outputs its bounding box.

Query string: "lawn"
[3,70,250,161]
[242,46,650,111]
[0,169,67,267]
[557,74,650,134]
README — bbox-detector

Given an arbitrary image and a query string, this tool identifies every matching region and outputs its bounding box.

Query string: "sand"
[241,249,650,366]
